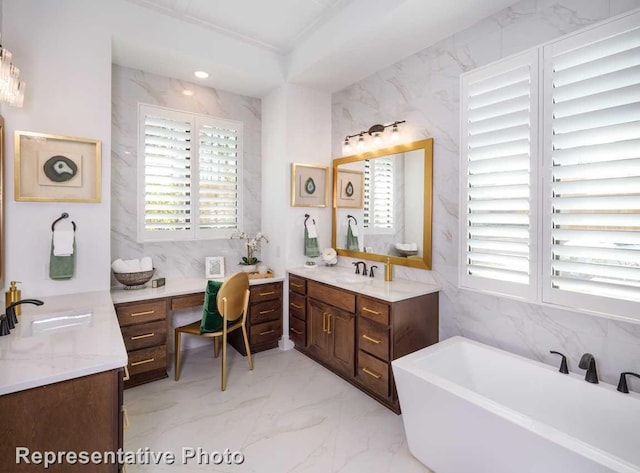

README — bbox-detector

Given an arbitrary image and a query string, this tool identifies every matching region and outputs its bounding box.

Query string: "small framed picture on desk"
[205,256,225,279]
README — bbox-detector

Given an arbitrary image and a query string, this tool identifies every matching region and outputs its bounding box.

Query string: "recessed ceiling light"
[194,71,209,79]
[182,89,194,96]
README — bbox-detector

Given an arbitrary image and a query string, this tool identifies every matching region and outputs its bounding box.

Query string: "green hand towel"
[49,241,75,280]
[200,280,224,334]
[347,222,359,251]
[304,227,320,257]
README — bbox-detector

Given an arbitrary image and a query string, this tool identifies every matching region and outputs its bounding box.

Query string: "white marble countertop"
[288,266,440,302]
[111,274,285,304]
[0,290,128,396]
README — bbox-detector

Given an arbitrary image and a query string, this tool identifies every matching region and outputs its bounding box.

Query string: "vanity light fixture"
[194,71,209,79]
[0,35,26,107]
[342,120,405,154]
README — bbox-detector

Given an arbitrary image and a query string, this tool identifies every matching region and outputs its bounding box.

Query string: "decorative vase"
[240,264,257,273]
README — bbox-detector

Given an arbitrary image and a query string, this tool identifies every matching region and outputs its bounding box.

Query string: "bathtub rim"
[391,336,640,473]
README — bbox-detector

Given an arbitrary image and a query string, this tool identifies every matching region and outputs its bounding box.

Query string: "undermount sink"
[31,310,93,335]
[336,275,369,284]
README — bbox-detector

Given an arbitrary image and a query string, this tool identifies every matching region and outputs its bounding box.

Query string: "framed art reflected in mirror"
[335,169,363,208]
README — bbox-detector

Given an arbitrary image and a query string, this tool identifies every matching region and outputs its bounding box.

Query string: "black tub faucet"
[550,350,569,374]
[579,353,598,384]
[617,372,640,393]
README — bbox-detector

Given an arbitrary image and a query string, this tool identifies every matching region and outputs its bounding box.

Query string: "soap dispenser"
[5,281,22,316]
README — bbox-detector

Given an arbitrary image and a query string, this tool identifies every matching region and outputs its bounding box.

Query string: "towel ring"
[51,212,76,232]
[347,215,357,225]
[304,214,316,228]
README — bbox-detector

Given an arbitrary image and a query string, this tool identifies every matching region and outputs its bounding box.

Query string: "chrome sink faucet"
[579,353,598,384]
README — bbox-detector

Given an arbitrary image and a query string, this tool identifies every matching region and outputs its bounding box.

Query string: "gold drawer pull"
[130,310,155,317]
[259,329,276,336]
[290,303,303,309]
[131,332,155,341]
[290,328,303,335]
[362,334,382,344]
[259,291,275,296]
[291,282,303,288]
[123,365,130,381]
[326,314,332,335]
[362,307,381,316]
[362,367,381,379]
[259,309,276,315]
[131,358,155,367]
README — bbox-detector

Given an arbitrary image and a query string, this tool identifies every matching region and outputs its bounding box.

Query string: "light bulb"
[343,138,351,154]
[357,135,365,151]
[374,132,383,146]
[391,125,399,141]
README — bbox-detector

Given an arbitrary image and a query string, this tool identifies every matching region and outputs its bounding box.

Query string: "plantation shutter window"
[460,50,539,299]
[542,13,640,315]
[197,119,243,238]
[363,157,395,232]
[138,105,243,242]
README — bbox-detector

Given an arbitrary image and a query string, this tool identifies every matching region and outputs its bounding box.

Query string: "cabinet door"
[307,299,330,359]
[328,307,355,378]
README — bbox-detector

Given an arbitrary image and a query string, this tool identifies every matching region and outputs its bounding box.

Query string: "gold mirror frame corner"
[331,138,434,270]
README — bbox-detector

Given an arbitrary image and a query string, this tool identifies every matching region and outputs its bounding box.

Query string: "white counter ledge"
[288,266,440,302]
[0,290,127,396]
[111,274,285,305]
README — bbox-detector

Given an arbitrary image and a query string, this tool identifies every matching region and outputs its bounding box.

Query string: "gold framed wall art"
[15,130,102,202]
[335,169,363,208]
[290,163,328,207]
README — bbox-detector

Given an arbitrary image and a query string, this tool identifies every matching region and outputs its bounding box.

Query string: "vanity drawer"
[116,299,167,327]
[357,296,390,326]
[357,350,390,399]
[289,275,306,294]
[289,291,306,321]
[308,281,356,313]
[171,292,204,311]
[358,317,390,361]
[250,299,281,324]
[121,321,167,351]
[289,315,306,347]
[250,319,282,345]
[127,345,167,377]
[251,283,282,303]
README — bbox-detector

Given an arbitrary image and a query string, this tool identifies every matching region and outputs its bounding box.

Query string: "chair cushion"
[200,280,224,334]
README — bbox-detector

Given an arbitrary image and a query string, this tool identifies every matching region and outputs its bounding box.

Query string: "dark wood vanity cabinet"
[0,369,124,472]
[289,273,438,413]
[230,281,283,355]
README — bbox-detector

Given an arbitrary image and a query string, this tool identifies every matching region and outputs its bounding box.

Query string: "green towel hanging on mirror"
[347,221,359,251]
[304,227,320,257]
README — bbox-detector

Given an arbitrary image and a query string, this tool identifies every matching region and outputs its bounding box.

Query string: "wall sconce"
[0,36,26,108]
[343,120,405,154]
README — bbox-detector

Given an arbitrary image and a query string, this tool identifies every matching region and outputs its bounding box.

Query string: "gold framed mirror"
[331,138,433,269]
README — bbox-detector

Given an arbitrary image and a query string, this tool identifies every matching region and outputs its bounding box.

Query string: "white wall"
[332,0,640,385]
[262,83,332,348]
[2,0,112,297]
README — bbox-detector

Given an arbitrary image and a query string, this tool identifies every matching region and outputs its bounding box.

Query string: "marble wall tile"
[331,0,640,386]
[111,65,262,280]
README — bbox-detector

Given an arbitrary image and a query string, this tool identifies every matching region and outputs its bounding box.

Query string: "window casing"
[460,10,640,320]
[138,105,243,242]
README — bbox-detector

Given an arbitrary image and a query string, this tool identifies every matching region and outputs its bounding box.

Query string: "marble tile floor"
[124,345,432,472]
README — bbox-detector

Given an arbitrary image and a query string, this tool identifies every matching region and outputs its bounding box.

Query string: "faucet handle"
[369,265,378,278]
[0,314,10,336]
[550,350,569,374]
[352,262,360,274]
[617,372,640,393]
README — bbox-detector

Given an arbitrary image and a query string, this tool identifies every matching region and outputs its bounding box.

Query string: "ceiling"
[112,0,520,98]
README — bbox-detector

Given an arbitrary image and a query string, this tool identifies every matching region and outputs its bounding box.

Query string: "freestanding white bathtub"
[392,336,640,473]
